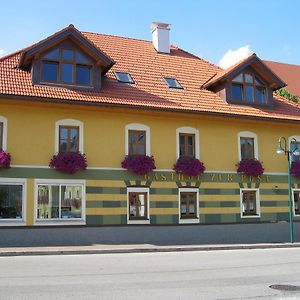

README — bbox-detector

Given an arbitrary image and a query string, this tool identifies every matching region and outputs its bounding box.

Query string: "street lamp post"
[277,137,300,243]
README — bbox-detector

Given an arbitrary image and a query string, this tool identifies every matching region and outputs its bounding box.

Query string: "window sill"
[0,220,26,226]
[241,214,260,218]
[179,218,199,224]
[34,220,86,226]
[127,219,150,225]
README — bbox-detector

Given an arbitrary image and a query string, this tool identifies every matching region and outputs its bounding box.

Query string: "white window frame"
[55,119,84,154]
[34,179,86,226]
[176,127,200,159]
[292,188,300,217]
[240,188,260,218]
[238,131,258,161]
[0,178,26,226]
[178,187,199,224]
[125,123,150,156]
[127,187,150,224]
[289,136,300,163]
[0,116,8,151]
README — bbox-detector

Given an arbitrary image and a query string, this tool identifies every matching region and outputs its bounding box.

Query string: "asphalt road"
[0,248,300,300]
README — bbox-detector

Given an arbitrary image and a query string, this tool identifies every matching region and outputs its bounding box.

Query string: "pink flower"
[291,161,300,178]
[173,156,205,177]
[0,150,11,169]
[122,155,156,175]
[49,152,87,174]
[236,159,264,177]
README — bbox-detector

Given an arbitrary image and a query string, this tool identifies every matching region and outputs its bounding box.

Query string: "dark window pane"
[245,85,254,102]
[42,62,58,82]
[179,135,185,156]
[232,84,243,101]
[76,52,90,64]
[115,72,134,84]
[62,63,73,84]
[256,86,266,104]
[62,50,74,61]
[291,141,300,162]
[245,74,253,83]
[70,128,79,152]
[294,192,299,215]
[164,77,183,89]
[0,185,23,219]
[43,49,59,60]
[232,74,243,83]
[76,65,91,86]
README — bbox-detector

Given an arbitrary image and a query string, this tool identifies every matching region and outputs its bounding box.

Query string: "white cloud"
[0,49,6,57]
[218,45,252,69]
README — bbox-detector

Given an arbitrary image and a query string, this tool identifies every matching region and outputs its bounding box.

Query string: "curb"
[1,243,300,257]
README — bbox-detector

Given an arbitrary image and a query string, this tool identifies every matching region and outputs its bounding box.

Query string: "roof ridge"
[174,46,221,70]
[81,31,153,44]
[264,59,300,67]
[0,50,22,62]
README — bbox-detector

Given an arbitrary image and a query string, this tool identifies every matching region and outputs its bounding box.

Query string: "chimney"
[151,22,170,54]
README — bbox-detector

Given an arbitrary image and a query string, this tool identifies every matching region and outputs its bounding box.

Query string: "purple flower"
[291,161,300,178]
[236,159,264,177]
[0,150,11,169]
[49,152,88,174]
[122,155,156,175]
[173,156,205,177]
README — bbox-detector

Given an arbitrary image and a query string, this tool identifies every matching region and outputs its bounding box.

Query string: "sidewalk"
[1,242,300,257]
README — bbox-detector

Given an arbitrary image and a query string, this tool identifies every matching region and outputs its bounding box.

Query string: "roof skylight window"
[114,71,134,84]
[164,77,183,89]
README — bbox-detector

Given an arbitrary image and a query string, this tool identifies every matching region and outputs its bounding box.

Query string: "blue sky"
[1,0,300,66]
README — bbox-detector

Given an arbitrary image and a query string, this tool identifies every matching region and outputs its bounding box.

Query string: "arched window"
[232,73,267,104]
[238,131,258,161]
[125,124,150,156]
[176,127,200,159]
[55,119,84,153]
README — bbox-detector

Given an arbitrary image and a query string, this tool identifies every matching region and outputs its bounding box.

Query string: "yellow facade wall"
[1,98,300,173]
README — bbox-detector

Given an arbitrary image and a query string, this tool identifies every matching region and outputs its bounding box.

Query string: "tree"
[275,88,298,103]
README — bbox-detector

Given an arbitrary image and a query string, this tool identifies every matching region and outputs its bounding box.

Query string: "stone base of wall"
[0,222,299,247]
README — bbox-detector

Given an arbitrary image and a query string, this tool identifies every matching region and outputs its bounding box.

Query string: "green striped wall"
[1,167,299,225]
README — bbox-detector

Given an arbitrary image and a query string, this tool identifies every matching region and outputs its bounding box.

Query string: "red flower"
[0,150,11,169]
[49,152,87,174]
[173,156,205,177]
[236,159,264,177]
[122,155,156,175]
[291,161,300,178]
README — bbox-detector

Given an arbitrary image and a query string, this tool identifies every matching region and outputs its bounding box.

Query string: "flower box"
[49,152,87,174]
[121,155,156,175]
[291,161,300,178]
[236,159,264,177]
[0,150,11,169]
[173,156,205,177]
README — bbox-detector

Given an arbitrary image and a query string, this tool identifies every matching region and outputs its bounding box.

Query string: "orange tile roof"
[264,60,300,99]
[0,29,300,123]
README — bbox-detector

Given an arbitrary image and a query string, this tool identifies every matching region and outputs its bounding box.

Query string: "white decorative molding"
[125,123,150,156]
[176,126,200,159]
[55,119,84,153]
[237,131,258,161]
[239,188,260,218]
[178,187,199,224]
[127,187,150,224]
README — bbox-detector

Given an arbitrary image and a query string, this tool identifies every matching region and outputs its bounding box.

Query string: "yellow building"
[0,23,300,239]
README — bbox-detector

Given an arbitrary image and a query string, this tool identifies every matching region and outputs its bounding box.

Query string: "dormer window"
[232,73,267,104]
[41,48,92,86]
[114,72,134,83]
